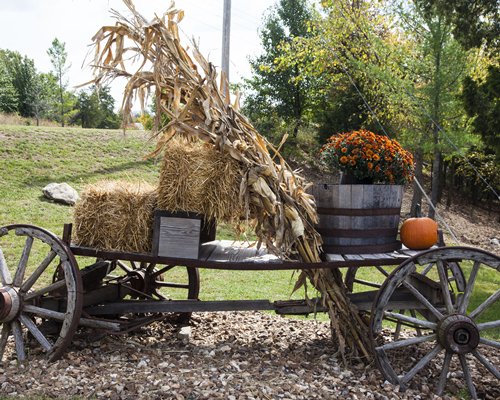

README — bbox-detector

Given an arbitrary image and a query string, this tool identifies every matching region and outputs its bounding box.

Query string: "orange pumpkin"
[400,217,438,250]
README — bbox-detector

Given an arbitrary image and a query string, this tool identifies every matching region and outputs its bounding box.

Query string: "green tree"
[243,0,314,140]
[0,58,18,113]
[47,38,70,126]
[462,66,500,159]
[0,49,38,117]
[415,0,500,50]
[75,85,120,129]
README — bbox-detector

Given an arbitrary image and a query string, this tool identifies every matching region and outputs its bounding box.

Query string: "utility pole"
[221,0,231,95]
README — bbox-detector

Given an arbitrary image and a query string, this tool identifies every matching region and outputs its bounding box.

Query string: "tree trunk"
[411,147,424,217]
[446,157,455,209]
[428,144,441,220]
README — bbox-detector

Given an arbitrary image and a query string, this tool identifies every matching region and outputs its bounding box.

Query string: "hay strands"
[89,0,372,361]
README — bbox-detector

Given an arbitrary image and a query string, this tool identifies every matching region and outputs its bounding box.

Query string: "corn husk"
[73,180,157,253]
[89,0,372,361]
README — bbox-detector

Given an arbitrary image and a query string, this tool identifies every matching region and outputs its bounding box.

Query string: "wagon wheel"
[346,260,466,339]
[100,259,199,322]
[105,260,200,300]
[370,247,499,399]
[0,224,83,363]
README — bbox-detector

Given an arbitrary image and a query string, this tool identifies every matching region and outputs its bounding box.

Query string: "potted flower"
[312,129,414,254]
[319,129,414,185]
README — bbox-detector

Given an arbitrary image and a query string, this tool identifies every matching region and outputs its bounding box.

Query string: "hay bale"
[157,139,243,223]
[73,180,157,253]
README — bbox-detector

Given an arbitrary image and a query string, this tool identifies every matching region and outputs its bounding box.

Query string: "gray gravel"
[0,312,498,399]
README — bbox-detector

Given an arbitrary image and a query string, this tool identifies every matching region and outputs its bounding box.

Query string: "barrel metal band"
[323,241,402,254]
[317,227,398,238]
[317,207,401,216]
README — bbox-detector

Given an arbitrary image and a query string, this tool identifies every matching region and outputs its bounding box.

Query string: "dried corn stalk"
[90,0,371,361]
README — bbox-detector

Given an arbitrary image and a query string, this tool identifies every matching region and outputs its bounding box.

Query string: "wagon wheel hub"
[0,287,21,322]
[437,314,479,354]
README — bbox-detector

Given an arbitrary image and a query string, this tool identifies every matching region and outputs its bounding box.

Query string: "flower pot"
[311,184,403,254]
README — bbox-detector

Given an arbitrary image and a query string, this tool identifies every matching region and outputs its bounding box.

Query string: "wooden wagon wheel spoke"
[19,314,53,351]
[376,333,436,352]
[0,323,10,360]
[11,320,26,362]
[459,354,478,399]
[469,289,500,320]
[0,224,82,363]
[152,265,175,278]
[13,236,34,287]
[155,281,191,289]
[384,311,437,330]
[20,250,57,293]
[116,260,134,274]
[472,349,500,379]
[0,250,12,286]
[370,247,499,398]
[24,278,67,301]
[479,337,500,349]
[401,279,443,320]
[436,260,454,314]
[477,320,500,331]
[409,310,422,336]
[400,343,443,386]
[458,260,481,314]
[436,351,453,396]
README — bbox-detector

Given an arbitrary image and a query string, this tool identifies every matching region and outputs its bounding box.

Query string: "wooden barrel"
[311,184,403,254]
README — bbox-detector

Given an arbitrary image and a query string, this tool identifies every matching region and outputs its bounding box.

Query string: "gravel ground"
[0,312,498,399]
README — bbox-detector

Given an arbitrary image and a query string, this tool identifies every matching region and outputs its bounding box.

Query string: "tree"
[47,38,70,127]
[463,66,500,159]
[280,0,482,217]
[0,58,18,113]
[29,72,59,125]
[415,0,500,50]
[243,0,314,140]
[75,85,120,129]
[0,49,38,117]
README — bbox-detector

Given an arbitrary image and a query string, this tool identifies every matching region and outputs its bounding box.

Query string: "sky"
[0,0,276,107]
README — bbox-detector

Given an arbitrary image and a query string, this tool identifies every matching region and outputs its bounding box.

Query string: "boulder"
[43,183,79,205]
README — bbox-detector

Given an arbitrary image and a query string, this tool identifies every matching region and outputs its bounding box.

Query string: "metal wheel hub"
[0,287,21,322]
[437,314,479,354]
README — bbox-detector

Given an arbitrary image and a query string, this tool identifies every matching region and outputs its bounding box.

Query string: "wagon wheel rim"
[0,224,83,363]
[370,247,499,399]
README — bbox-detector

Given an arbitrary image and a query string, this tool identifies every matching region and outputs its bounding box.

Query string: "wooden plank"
[85,299,276,315]
[344,254,364,261]
[324,253,345,262]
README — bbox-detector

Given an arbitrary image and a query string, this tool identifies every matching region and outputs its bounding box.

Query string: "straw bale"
[157,138,243,223]
[73,180,157,253]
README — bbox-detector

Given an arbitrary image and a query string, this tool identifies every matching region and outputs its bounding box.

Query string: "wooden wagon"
[0,222,498,399]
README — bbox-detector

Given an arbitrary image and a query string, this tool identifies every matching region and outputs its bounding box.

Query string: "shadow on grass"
[24,159,155,187]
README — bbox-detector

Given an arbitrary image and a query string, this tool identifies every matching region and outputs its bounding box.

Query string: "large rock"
[43,183,79,205]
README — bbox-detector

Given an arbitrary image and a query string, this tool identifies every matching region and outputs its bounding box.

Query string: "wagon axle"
[438,314,480,354]
[0,288,19,322]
